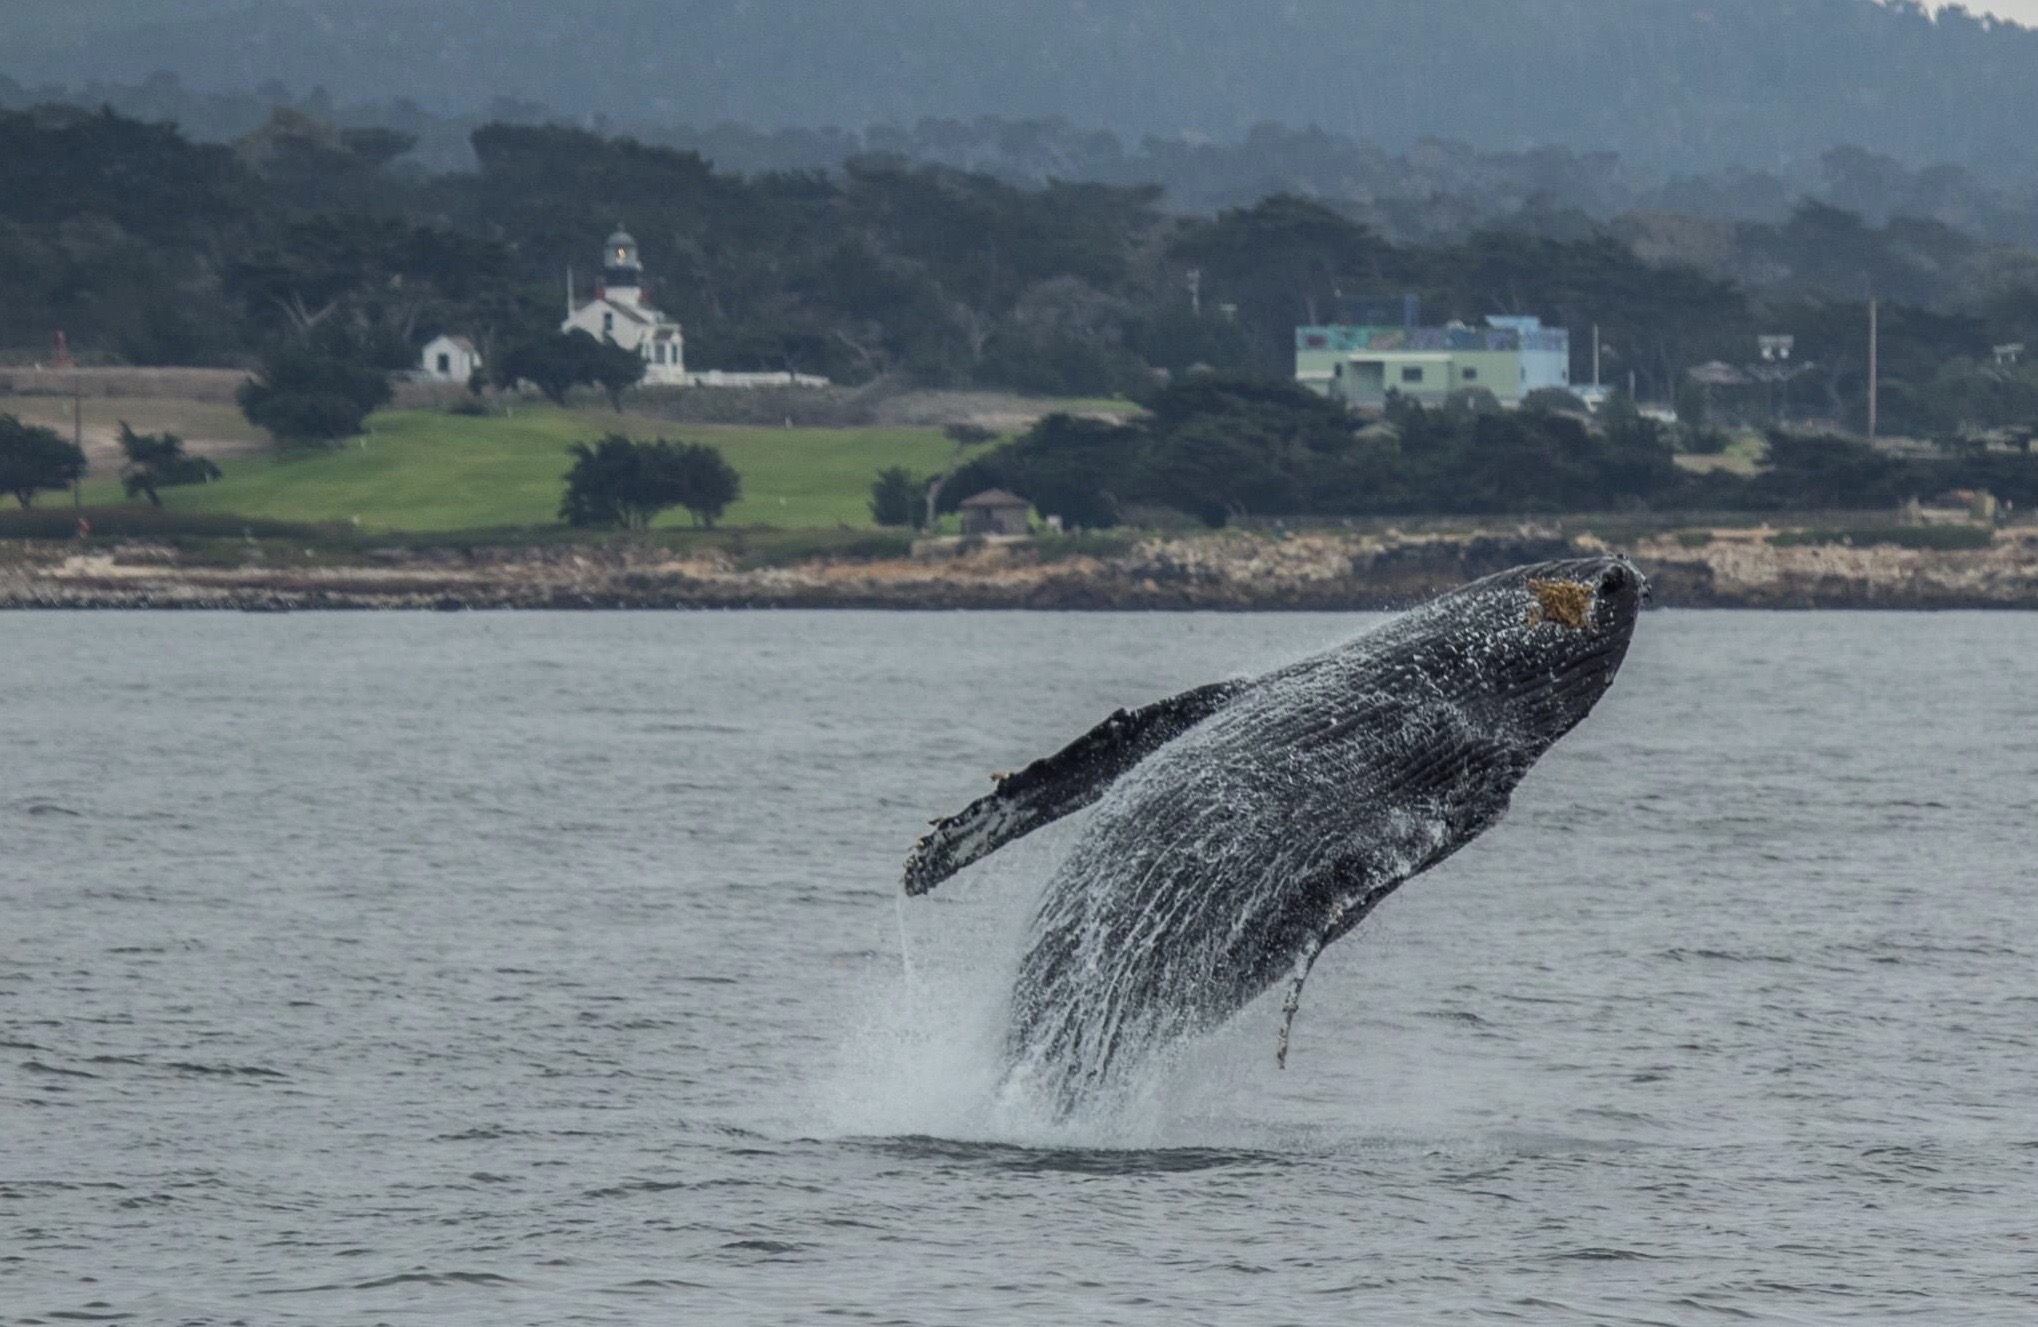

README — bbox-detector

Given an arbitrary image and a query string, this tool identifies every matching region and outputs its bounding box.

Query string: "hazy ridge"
[5,0,2038,181]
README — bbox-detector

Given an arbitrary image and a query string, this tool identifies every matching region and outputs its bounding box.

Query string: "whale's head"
[1422,554,1647,752]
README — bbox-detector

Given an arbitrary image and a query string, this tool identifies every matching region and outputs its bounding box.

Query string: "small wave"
[642,720,746,735]
[848,1133,1287,1175]
[165,1061,287,1079]
[1661,947,1795,964]
[1487,1129,1641,1156]
[22,1060,96,1078]
[432,1125,528,1141]
[582,1178,693,1199]
[1552,1246,1656,1261]
[352,1271,517,1290]
[1834,938,2019,960]
[113,1193,175,1210]
[1571,1105,1659,1127]
[601,1278,715,1293]
[44,1307,132,1322]
[1669,1296,1760,1319]
[720,1239,804,1255]
[23,802,84,818]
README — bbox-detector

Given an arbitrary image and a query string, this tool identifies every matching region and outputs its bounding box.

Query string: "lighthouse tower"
[563,224,687,384]
[599,227,644,306]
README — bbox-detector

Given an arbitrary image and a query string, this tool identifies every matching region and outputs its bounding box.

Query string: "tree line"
[7,104,2038,444]
[22,72,2038,252]
[882,377,2038,530]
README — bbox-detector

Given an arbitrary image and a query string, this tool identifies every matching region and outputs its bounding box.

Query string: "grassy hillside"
[76,406,989,533]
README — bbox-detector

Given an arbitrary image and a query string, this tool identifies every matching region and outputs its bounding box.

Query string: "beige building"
[959,489,1032,536]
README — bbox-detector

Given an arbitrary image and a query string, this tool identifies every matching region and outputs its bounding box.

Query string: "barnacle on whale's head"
[1525,577,1595,629]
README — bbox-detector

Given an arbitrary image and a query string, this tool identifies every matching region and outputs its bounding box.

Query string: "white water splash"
[892,891,915,984]
[803,845,1278,1149]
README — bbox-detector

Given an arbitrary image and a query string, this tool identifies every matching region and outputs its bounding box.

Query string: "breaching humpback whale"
[903,556,1646,1115]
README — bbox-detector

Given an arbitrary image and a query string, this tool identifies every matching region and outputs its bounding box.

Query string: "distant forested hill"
[5,0,2038,180]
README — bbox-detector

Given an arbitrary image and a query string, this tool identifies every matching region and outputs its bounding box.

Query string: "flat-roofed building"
[1297,317,1571,408]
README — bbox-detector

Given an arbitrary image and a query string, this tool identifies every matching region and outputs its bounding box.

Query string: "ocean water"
[4,609,2036,1324]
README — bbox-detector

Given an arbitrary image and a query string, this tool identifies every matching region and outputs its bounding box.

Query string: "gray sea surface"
[4,609,2036,1324]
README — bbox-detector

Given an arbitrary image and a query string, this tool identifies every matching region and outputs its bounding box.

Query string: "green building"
[1296,317,1572,408]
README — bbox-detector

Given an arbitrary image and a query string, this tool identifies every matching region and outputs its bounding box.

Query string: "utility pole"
[72,379,83,508]
[1866,297,1879,442]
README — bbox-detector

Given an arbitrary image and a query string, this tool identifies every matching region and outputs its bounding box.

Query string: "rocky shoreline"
[5,527,2038,611]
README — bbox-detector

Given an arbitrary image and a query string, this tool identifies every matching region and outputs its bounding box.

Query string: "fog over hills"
[6,0,2038,180]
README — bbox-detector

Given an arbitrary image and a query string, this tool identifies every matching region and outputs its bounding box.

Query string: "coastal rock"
[5,528,2037,610]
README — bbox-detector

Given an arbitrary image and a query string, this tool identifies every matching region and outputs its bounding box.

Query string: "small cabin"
[420,334,482,383]
[958,488,1032,536]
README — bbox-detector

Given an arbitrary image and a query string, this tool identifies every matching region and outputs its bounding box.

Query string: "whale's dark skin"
[904,557,1646,1114]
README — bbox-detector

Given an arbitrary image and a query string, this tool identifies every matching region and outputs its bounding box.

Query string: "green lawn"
[79,406,988,533]
[1672,429,1769,477]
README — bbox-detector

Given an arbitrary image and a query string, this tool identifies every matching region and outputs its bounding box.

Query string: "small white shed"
[420,334,482,383]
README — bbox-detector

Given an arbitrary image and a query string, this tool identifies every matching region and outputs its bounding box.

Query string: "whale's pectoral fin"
[1276,864,1405,1069]
[1274,937,1328,1071]
[903,678,1245,895]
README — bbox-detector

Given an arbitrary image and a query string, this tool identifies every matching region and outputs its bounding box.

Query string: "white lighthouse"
[562,226,687,385]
